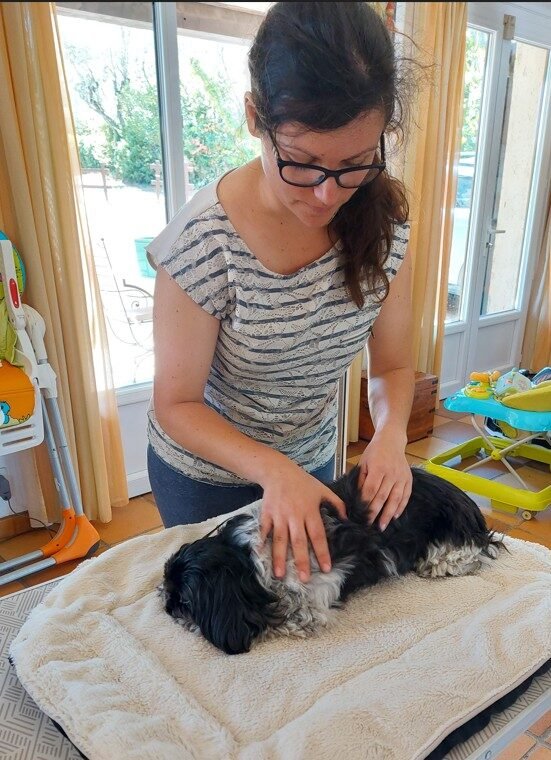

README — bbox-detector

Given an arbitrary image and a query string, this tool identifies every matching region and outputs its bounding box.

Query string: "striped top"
[146,176,409,485]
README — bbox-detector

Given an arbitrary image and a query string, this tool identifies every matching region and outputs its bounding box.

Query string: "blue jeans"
[147,444,336,528]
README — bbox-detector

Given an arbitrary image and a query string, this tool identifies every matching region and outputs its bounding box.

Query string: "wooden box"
[359,371,439,443]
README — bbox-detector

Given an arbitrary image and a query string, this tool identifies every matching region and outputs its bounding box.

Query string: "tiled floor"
[0,408,550,758]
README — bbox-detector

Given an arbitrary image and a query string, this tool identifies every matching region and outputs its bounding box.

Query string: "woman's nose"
[313,177,344,207]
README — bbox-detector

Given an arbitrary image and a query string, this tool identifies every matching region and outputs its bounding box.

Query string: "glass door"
[56,1,268,495]
[440,4,551,397]
[481,40,549,317]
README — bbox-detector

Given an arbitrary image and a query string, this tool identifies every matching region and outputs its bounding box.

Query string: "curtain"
[521,191,551,371]
[401,2,467,376]
[347,2,467,442]
[347,1,397,443]
[0,2,128,524]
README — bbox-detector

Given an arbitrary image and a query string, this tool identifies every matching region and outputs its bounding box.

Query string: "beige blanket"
[10,504,551,760]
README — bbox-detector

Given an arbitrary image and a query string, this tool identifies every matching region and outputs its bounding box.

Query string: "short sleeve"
[147,215,232,321]
[385,221,410,282]
[144,180,232,320]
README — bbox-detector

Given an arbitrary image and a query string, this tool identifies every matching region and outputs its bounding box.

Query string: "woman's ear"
[244,92,262,138]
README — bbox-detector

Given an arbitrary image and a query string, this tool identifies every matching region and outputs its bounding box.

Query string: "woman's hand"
[357,430,412,530]
[259,460,346,583]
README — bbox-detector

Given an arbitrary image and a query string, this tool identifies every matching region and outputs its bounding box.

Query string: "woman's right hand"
[259,459,346,583]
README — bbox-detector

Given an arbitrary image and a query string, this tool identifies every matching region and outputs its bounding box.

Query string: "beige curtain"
[347,2,467,442]
[0,2,128,523]
[347,1,397,443]
[521,192,551,371]
[402,2,467,376]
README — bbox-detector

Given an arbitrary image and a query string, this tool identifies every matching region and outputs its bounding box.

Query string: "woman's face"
[245,98,386,229]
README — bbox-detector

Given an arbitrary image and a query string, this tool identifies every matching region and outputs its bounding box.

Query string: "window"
[57,1,264,389]
[447,27,489,323]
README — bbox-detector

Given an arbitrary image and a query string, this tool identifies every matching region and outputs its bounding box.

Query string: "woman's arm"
[359,251,415,528]
[152,267,345,579]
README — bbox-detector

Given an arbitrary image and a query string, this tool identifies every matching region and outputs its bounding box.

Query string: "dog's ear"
[197,554,279,655]
[162,546,194,619]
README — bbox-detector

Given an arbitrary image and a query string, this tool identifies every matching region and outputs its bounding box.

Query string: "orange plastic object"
[0,360,35,426]
[52,515,100,565]
[470,370,500,385]
[41,507,77,557]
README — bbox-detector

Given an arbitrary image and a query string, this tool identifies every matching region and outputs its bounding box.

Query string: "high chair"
[424,388,551,521]
[0,237,100,587]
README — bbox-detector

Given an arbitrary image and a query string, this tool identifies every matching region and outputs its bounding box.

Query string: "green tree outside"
[69,40,256,188]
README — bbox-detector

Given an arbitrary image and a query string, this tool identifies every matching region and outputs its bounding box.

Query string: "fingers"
[288,522,312,583]
[305,515,332,575]
[363,473,413,530]
[260,512,272,544]
[328,494,347,520]
[271,520,289,580]
[377,483,407,530]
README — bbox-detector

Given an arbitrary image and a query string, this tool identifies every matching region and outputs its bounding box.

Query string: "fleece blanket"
[9,503,551,760]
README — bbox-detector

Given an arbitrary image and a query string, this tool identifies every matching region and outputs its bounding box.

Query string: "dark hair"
[248,1,411,307]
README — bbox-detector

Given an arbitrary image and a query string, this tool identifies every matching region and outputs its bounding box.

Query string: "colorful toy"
[0,231,26,298]
[424,367,551,521]
[501,379,551,412]
[0,236,100,588]
[0,359,35,427]
[493,368,532,399]
[464,369,501,399]
[532,366,551,385]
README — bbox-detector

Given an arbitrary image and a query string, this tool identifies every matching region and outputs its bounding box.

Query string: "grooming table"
[3,512,551,760]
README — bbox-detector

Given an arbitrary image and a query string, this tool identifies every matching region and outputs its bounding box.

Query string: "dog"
[161,466,504,655]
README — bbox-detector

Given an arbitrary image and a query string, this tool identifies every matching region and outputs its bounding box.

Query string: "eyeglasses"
[269,132,386,188]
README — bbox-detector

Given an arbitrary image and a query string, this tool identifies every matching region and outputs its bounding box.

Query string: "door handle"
[486,228,506,251]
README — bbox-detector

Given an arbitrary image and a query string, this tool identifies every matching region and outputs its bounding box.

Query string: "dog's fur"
[161,466,504,654]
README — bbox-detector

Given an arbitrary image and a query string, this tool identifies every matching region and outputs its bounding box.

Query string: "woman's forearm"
[367,366,415,445]
[155,401,292,486]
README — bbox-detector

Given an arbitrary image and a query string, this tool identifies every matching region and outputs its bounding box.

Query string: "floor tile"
[513,512,551,547]
[495,733,536,759]
[432,421,479,445]
[92,497,162,545]
[455,455,518,479]
[0,580,26,597]
[507,527,551,550]
[527,746,551,760]
[19,542,111,589]
[492,466,551,492]
[405,436,460,460]
[406,454,426,467]
[0,528,54,560]
[434,407,468,421]
[143,526,165,535]
[528,710,551,737]
[432,414,452,428]
[525,459,551,474]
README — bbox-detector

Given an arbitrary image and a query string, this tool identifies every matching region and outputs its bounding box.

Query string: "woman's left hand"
[357,430,412,530]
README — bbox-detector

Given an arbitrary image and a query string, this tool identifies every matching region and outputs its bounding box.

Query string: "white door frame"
[118,1,265,495]
[440,2,551,399]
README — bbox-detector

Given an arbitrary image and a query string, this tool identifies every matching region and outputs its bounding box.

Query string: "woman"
[147,1,415,584]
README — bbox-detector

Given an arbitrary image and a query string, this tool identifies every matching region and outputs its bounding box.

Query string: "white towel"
[10,504,551,760]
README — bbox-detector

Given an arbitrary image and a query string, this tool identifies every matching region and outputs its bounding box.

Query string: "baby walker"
[0,235,99,587]
[425,368,551,520]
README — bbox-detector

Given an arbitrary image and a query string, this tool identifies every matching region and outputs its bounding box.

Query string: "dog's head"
[161,515,281,655]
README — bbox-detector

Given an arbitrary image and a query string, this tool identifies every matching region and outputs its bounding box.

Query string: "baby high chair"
[424,369,551,520]
[0,236,99,587]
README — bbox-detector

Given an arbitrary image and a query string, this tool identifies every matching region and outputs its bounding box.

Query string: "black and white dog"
[161,466,504,655]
